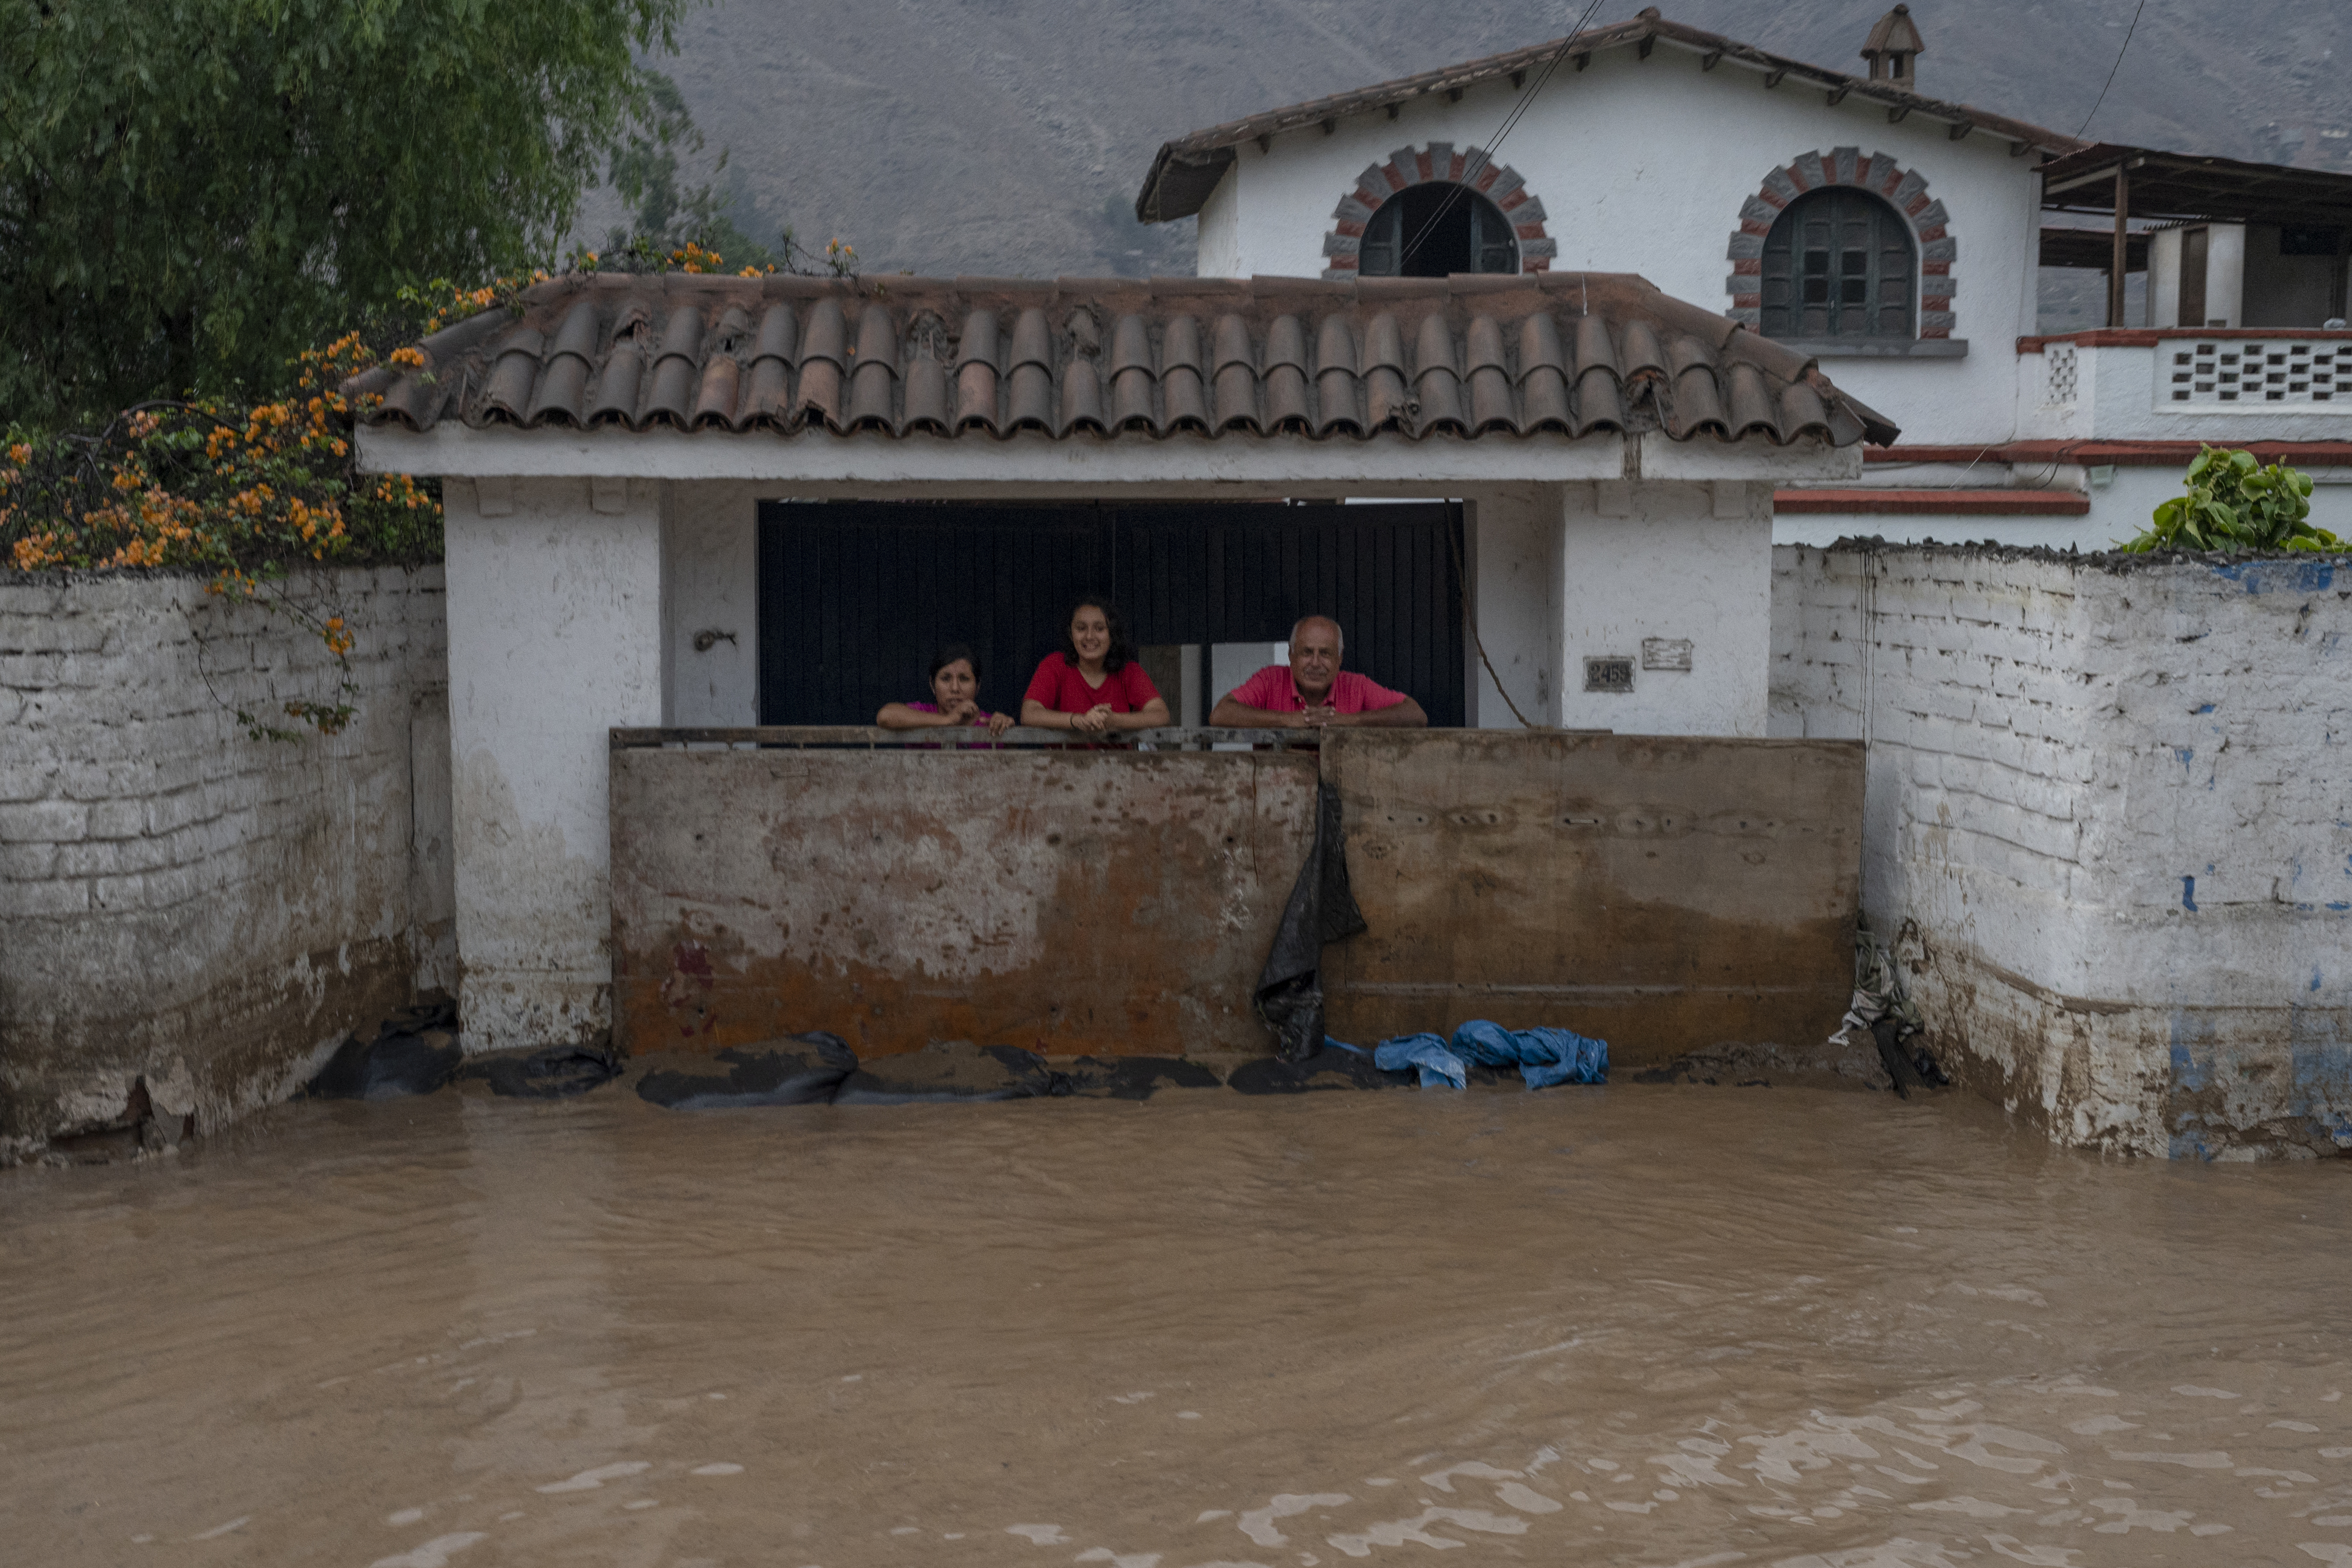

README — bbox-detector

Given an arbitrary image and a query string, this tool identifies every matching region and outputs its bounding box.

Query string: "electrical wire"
[2074,0,2149,139]
[1394,0,1612,272]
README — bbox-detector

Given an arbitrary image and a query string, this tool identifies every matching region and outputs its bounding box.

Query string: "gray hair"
[1289,614,1344,650]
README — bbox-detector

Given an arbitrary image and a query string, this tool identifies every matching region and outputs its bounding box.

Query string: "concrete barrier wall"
[1321,730,1863,1069]
[1770,543,2352,1158]
[0,567,453,1161]
[610,731,1865,1066]
[609,744,1320,1057]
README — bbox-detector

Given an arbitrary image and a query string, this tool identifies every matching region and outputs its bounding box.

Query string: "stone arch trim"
[1321,143,1556,280]
[1725,147,1956,339]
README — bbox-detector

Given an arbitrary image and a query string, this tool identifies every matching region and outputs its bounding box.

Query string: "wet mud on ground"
[3,1077,2349,1567]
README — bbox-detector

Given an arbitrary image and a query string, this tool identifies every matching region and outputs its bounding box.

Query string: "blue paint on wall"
[2196,703,2216,714]
[2174,746,2195,773]
[2181,875,2198,912]
[2169,1013,2210,1092]
[2289,1009,2352,1150]
[2211,558,2339,595]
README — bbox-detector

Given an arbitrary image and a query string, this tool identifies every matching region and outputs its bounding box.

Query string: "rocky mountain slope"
[618,0,2348,299]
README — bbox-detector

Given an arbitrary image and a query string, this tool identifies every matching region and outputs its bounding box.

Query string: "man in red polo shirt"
[1209,615,1429,729]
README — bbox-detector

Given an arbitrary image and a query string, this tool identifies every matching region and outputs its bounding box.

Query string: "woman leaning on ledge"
[1021,596,1170,737]
[876,644,1016,738]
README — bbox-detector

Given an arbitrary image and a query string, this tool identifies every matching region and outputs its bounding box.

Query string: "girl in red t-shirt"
[1021,597,1170,736]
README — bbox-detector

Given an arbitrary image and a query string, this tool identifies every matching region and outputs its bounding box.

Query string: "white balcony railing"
[2017,329,2352,443]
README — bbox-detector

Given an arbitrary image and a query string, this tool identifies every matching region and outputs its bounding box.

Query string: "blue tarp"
[1371,1032,1467,1089]
[1372,1020,1609,1090]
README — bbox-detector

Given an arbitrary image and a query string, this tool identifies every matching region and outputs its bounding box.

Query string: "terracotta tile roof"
[1135,10,2084,223]
[346,272,1898,448]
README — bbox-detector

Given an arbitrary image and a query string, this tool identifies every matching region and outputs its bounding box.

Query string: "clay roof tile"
[1412,314,1464,434]
[350,272,1899,449]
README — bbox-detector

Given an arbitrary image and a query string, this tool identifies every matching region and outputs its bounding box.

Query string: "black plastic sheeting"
[1227,1044,1408,1095]
[1253,780,1368,1063]
[1063,1055,1225,1100]
[638,1040,1243,1109]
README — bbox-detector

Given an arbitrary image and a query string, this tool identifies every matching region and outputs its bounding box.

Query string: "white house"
[1136,6,2352,551]
[351,271,1887,1053]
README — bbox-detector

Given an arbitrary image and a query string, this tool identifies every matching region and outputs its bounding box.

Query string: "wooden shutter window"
[1758,188,1916,340]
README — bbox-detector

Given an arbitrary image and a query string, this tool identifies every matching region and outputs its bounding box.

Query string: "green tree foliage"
[0,0,690,429]
[2120,447,2342,554]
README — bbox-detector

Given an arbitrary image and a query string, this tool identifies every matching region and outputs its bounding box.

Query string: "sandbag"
[831,1042,1063,1105]
[461,1044,620,1100]
[304,1027,463,1101]
[635,1033,858,1109]
[1060,1056,1225,1101]
[1226,1042,1406,1095]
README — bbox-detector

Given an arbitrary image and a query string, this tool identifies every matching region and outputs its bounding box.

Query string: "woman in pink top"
[876,645,1016,737]
[1020,597,1171,737]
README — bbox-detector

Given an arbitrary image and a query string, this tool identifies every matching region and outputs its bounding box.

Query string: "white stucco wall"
[1559,480,1772,736]
[1191,40,2041,445]
[443,477,666,1053]
[2147,225,2247,330]
[1770,542,2352,1158]
[1464,485,1561,728]
[666,481,761,726]
[1196,166,1244,281]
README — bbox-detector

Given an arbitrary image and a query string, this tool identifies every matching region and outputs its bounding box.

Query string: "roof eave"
[1132,15,2080,223]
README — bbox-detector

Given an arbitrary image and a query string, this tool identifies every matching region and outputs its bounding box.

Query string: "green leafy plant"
[2120,447,2342,554]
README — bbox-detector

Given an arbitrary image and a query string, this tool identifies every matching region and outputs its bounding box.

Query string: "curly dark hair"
[1059,596,1133,672]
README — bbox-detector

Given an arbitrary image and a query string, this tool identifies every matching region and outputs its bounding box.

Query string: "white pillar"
[1557,481,1772,736]
[443,476,666,1053]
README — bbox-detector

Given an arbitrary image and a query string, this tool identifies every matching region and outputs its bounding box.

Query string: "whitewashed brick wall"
[1771,544,2352,1158]
[1,567,452,1160]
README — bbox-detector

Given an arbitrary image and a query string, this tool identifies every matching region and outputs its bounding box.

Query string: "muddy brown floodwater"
[3,1082,2350,1568]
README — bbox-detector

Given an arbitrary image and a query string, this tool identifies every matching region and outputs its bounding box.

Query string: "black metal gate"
[756,501,1465,726]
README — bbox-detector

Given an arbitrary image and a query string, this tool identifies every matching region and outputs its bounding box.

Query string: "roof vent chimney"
[1861,4,1925,90]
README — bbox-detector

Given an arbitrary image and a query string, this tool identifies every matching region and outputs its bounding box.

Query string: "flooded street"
[4,1082,2349,1568]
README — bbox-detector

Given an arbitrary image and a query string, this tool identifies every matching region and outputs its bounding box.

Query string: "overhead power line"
[1395,0,1612,272]
[2076,0,2150,139]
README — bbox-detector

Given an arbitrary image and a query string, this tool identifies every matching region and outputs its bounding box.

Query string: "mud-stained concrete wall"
[1771,544,2352,1158]
[1320,729,1864,1067]
[610,746,1320,1057]
[0,567,453,1162]
[612,733,1866,1066]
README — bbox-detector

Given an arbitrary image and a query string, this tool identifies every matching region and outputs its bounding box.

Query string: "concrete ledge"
[1773,338,1969,359]
[1775,488,2091,516]
[1868,439,2352,468]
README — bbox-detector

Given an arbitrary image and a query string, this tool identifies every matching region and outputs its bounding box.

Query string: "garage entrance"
[755,501,1467,727]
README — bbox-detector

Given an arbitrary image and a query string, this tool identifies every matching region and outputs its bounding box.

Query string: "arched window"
[1359,185,1519,278]
[1760,188,1915,339]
